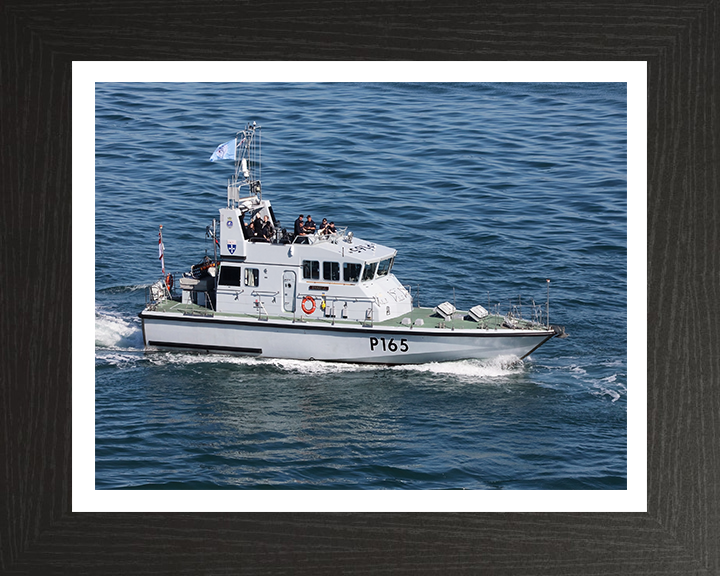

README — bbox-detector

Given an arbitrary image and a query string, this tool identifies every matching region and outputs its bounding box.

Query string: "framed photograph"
[79,65,641,514]
[2,2,716,574]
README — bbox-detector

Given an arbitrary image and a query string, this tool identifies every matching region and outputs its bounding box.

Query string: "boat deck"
[146,298,547,332]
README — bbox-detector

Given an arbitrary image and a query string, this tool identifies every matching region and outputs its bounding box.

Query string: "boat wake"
[95,309,143,350]
[97,338,526,380]
[392,355,525,381]
[143,352,379,374]
[138,351,527,378]
[96,283,152,295]
[591,373,626,403]
[564,362,626,402]
[533,359,627,402]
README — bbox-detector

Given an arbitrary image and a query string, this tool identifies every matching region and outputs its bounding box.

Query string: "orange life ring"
[301,296,316,315]
[165,274,173,291]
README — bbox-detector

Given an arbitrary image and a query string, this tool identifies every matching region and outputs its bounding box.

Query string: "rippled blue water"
[95,82,627,490]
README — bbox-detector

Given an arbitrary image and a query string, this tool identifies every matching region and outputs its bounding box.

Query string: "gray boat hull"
[139,310,555,365]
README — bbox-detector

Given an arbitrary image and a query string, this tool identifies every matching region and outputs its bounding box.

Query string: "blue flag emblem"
[209,138,236,162]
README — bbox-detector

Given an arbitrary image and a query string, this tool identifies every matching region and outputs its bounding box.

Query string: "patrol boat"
[139,123,564,365]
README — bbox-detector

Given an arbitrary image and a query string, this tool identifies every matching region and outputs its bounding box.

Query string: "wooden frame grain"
[1,1,717,574]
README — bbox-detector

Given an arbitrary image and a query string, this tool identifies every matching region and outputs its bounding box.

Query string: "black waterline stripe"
[148,341,262,354]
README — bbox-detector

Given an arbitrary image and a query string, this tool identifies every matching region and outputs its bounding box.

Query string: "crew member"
[253,214,264,238]
[304,215,317,234]
[294,214,305,237]
[262,215,274,240]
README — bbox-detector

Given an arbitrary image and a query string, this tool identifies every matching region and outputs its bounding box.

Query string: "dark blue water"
[95,82,627,490]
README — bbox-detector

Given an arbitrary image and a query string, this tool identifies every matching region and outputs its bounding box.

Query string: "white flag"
[209,138,236,162]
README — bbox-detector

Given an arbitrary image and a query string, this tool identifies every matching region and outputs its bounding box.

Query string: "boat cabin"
[180,191,412,323]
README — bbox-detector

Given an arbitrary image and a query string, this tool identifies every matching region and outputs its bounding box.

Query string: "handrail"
[296,293,376,304]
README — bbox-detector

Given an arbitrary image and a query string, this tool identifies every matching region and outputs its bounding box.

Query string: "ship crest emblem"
[227,241,236,254]
[226,217,233,228]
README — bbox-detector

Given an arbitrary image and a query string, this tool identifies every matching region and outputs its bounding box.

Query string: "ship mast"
[227,121,261,209]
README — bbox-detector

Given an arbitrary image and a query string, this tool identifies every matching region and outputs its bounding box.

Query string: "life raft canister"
[301,296,316,314]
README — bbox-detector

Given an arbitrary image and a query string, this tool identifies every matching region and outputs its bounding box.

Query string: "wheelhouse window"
[362,261,378,282]
[376,256,394,278]
[218,265,241,286]
[245,268,259,287]
[303,260,320,280]
[343,262,362,283]
[323,261,340,281]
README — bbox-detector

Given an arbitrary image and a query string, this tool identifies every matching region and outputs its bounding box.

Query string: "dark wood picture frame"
[1,2,717,574]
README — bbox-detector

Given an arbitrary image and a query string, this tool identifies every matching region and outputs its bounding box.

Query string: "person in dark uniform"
[326,221,337,235]
[304,215,317,234]
[253,214,265,238]
[294,214,305,237]
[262,214,274,240]
[319,218,329,234]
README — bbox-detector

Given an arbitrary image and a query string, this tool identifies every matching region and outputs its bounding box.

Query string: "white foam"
[95,351,142,367]
[145,352,376,374]
[600,359,625,368]
[591,373,626,402]
[98,283,153,294]
[593,386,622,402]
[267,358,376,374]
[140,350,524,379]
[393,355,524,380]
[568,364,589,376]
[95,310,143,349]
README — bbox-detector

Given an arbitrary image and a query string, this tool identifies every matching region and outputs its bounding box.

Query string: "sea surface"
[95,82,627,490]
